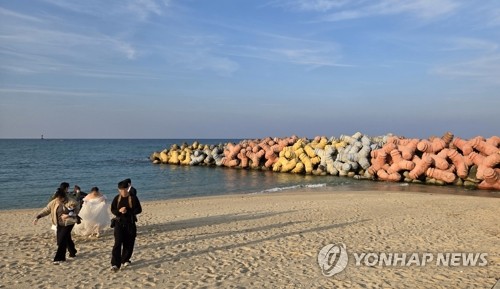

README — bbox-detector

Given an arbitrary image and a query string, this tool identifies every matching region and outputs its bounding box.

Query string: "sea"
[0,139,496,210]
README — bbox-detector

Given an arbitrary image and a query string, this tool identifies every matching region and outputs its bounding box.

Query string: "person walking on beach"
[123,178,137,197]
[110,180,142,272]
[50,182,70,201]
[70,185,87,207]
[33,188,79,264]
[73,187,110,238]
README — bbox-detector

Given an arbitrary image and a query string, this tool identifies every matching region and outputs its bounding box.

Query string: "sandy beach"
[0,190,498,289]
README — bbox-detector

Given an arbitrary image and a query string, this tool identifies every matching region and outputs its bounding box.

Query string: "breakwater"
[150,132,500,190]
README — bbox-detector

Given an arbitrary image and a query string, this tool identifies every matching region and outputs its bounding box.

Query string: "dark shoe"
[69,250,77,258]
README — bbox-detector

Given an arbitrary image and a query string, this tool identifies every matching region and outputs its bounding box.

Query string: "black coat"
[111,194,142,224]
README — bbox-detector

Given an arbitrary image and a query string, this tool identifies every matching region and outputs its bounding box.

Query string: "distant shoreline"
[4,186,498,213]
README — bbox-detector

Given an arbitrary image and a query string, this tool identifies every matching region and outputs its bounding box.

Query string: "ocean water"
[0,139,493,210]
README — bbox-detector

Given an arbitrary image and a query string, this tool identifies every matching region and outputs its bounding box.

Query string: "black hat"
[118,180,128,189]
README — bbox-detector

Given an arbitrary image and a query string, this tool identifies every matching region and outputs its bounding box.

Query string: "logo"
[317,242,488,279]
[317,243,348,277]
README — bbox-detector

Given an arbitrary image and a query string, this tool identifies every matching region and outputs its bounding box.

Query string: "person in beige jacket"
[33,187,79,264]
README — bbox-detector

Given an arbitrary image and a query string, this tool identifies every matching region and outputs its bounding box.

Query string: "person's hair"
[66,199,78,209]
[118,180,129,189]
[74,185,81,190]
[124,178,132,185]
[53,188,66,200]
[90,186,99,193]
[59,182,70,191]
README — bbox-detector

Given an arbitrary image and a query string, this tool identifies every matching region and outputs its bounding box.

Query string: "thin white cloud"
[0,48,157,79]
[322,10,362,21]
[370,0,458,19]
[0,65,37,74]
[0,87,112,98]
[195,55,239,76]
[432,35,500,85]
[113,40,138,60]
[0,47,70,75]
[181,20,352,69]
[441,37,498,52]
[275,0,353,12]
[278,0,460,22]
[467,1,500,28]
[181,35,223,46]
[233,33,350,68]
[0,7,44,22]
[226,45,352,68]
[0,17,138,71]
[486,8,500,26]
[126,0,165,20]
[173,48,239,76]
[154,34,240,75]
[39,0,111,17]
[2,2,245,80]
[41,0,169,20]
[67,68,161,79]
[0,29,137,63]
[432,54,500,85]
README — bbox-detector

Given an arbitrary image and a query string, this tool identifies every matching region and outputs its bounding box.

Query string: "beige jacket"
[35,197,79,226]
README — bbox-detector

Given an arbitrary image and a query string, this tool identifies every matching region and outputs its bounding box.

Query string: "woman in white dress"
[74,187,110,237]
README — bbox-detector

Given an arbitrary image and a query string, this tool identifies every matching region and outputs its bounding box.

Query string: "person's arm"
[133,196,142,215]
[33,200,53,224]
[110,196,120,217]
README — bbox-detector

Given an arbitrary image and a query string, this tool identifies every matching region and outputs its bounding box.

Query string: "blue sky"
[0,0,499,139]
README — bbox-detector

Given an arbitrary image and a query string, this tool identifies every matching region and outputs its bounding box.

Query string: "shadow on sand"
[131,214,370,270]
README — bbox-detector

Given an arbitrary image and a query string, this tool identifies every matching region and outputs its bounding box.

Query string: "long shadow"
[140,220,308,250]
[71,211,299,259]
[132,219,370,270]
[137,210,298,234]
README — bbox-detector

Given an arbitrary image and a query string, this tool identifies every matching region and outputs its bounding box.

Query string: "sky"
[0,0,499,139]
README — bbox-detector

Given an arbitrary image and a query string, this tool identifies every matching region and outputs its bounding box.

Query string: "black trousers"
[111,222,137,268]
[54,224,76,261]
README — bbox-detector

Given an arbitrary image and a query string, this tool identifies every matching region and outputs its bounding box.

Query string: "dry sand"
[0,190,499,289]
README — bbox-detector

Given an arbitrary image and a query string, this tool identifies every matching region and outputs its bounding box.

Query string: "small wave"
[305,183,327,188]
[256,183,327,194]
[261,185,302,193]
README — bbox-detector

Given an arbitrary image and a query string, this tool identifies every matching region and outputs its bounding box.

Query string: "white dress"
[74,195,111,236]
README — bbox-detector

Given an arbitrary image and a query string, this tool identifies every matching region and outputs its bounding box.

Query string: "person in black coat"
[123,178,137,197]
[70,185,87,208]
[110,180,142,271]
